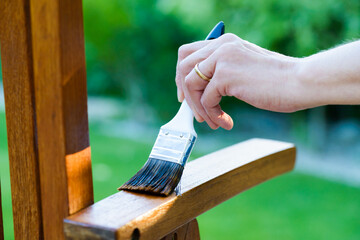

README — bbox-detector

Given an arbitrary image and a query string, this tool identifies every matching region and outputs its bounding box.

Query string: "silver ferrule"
[149,128,196,166]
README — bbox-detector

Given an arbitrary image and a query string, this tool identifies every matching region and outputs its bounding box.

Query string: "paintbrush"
[119,21,225,196]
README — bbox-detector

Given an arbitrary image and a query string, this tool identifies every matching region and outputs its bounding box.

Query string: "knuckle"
[175,74,181,85]
[213,63,226,77]
[221,42,237,52]
[222,33,238,42]
[184,76,193,88]
[178,44,190,59]
[213,43,234,62]
[200,96,208,108]
[178,61,187,71]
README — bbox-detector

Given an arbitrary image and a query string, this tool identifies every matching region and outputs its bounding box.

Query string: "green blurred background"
[1,0,360,239]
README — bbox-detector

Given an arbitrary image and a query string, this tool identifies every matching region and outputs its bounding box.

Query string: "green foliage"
[212,0,360,56]
[83,0,200,119]
[83,0,360,120]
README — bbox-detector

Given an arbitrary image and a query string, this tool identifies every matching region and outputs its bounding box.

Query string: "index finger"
[176,40,212,102]
[177,40,211,62]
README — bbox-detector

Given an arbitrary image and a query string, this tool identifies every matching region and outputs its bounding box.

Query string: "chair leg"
[160,219,200,240]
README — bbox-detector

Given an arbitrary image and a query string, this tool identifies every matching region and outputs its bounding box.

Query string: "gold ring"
[194,63,211,81]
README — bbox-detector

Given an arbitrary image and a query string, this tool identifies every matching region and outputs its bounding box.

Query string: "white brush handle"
[161,22,225,138]
[161,100,197,137]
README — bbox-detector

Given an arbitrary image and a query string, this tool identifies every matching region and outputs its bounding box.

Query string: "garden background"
[1,0,360,239]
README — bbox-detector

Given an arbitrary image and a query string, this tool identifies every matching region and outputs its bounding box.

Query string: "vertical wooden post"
[0,0,43,239]
[1,0,93,239]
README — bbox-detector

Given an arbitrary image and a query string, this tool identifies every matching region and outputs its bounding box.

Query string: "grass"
[1,112,360,239]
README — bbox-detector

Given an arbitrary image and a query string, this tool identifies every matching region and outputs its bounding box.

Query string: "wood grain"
[64,139,296,240]
[1,0,93,239]
[0,0,43,238]
[30,0,93,239]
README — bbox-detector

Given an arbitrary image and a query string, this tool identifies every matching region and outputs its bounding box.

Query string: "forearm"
[297,40,360,108]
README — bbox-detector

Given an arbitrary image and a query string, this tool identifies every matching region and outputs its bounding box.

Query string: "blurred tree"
[84,0,201,119]
[83,0,360,121]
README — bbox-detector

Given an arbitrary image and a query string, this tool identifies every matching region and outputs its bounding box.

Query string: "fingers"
[176,33,291,130]
[176,34,238,102]
[182,77,205,123]
[177,41,211,62]
[176,34,242,130]
[183,51,233,130]
[201,80,234,130]
[176,41,211,102]
[184,66,218,129]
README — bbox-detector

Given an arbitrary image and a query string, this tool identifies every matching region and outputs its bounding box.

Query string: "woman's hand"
[175,33,302,130]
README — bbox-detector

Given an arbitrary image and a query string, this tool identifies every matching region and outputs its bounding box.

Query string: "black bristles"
[118,158,184,196]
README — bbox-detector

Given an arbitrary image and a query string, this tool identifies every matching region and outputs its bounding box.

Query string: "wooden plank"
[29,0,93,239]
[0,183,3,240]
[0,0,43,239]
[160,219,200,240]
[1,0,93,239]
[64,138,296,240]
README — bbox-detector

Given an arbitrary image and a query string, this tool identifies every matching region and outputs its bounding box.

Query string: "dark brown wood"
[0,183,3,240]
[1,0,93,239]
[64,139,296,240]
[160,219,200,240]
[0,0,43,239]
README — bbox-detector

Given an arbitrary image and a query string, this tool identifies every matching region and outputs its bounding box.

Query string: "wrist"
[294,56,330,110]
[296,44,360,108]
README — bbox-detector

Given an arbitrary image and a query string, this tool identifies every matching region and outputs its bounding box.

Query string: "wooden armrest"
[64,138,296,240]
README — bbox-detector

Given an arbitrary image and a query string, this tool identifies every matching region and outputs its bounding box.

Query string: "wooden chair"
[0,0,296,239]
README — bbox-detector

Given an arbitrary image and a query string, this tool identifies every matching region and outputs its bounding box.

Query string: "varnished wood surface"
[160,219,200,240]
[1,0,93,239]
[0,0,43,238]
[30,0,93,239]
[65,139,296,240]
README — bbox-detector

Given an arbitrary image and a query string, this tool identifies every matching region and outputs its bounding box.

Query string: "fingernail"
[177,88,183,102]
[177,89,181,102]
[210,124,219,130]
[179,93,185,102]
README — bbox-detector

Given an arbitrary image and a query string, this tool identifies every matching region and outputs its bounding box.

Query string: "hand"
[175,33,301,130]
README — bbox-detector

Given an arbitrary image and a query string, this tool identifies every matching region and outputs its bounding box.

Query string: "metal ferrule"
[149,128,197,166]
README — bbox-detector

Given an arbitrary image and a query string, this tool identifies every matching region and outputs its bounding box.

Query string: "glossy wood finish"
[64,139,296,240]
[31,0,93,238]
[1,0,93,239]
[0,0,43,238]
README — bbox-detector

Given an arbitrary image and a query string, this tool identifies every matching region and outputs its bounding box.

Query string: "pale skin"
[175,33,360,130]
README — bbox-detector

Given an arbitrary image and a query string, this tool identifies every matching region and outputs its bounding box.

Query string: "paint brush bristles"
[119,158,184,196]
[119,126,196,196]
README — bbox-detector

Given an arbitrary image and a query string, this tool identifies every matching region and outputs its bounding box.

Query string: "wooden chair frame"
[1,0,92,238]
[0,1,296,239]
